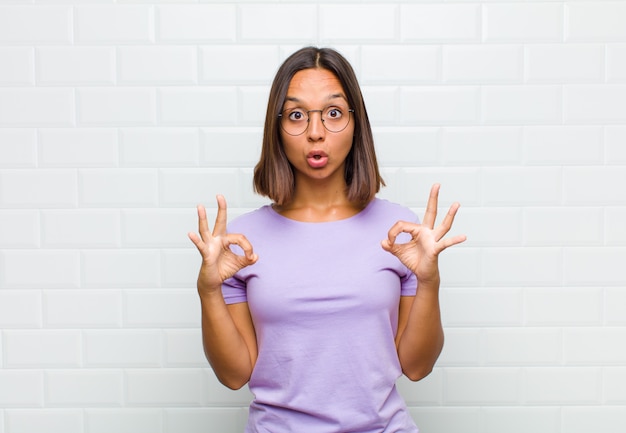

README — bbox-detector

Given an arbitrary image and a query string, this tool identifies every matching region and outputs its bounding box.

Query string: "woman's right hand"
[188,195,258,296]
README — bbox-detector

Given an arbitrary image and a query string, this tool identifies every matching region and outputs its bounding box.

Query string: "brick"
[79,169,158,207]
[1,251,79,289]
[85,409,162,433]
[205,371,253,405]
[442,288,523,327]
[0,6,71,43]
[400,86,479,125]
[0,290,41,328]
[607,44,626,82]
[0,89,74,126]
[4,330,81,368]
[77,88,156,126]
[118,46,197,84]
[442,126,521,165]
[0,169,77,208]
[83,330,162,367]
[374,127,440,167]
[606,207,626,246]
[121,209,194,247]
[0,210,39,248]
[524,287,603,326]
[408,407,481,433]
[0,47,34,85]
[37,47,115,85]
[162,250,198,288]
[39,128,118,167]
[46,370,123,406]
[523,207,603,246]
[4,409,83,433]
[158,87,237,126]
[126,369,206,406]
[362,86,400,126]
[82,250,160,288]
[320,4,396,41]
[523,367,601,404]
[564,85,626,123]
[523,126,603,165]
[564,328,626,365]
[401,4,480,42]
[158,4,236,42]
[484,3,563,42]
[525,44,604,83]
[42,210,120,248]
[482,85,561,124]
[124,289,199,328]
[604,367,626,403]
[200,46,279,84]
[443,45,522,84]
[606,126,626,163]
[483,247,561,286]
[437,329,481,366]
[158,168,240,207]
[566,1,626,42]
[120,127,199,167]
[0,371,43,407]
[482,167,561,205]
[484,328,561,365]
[0,129,37,167]
[483,407,560,433]
[361,45,440,84]
[562,406,626,433]
[44,290,122,328]
[450,208,522,247]
[564,247,626,286]
[164,408,248,433]
[200,128,262,168]
[564,167,626,205]
[239,86,270,126]
[606,287,626,325]
[397,370,443,405]
[164,329,205,367]
[402,167,480,207]
[438,248,482,287]
[444,367,521,404]
[75,5,153,43]
[239,4,316,42]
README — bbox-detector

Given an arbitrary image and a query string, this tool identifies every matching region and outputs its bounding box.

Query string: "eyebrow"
[284,93,346,104]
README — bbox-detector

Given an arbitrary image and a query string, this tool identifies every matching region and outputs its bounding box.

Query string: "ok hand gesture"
[188,195,258,295]
[381,184,466,284]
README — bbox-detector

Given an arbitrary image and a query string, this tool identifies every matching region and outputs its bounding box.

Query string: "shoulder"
[227,205,275,232]
[366,197,419,224]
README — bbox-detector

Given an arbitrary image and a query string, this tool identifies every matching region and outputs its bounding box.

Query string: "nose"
[306,110,325,141]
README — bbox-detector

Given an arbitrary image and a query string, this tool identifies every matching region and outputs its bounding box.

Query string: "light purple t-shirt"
[223,198,420,433]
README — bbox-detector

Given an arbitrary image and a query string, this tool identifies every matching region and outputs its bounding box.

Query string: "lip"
[306,150,329,169]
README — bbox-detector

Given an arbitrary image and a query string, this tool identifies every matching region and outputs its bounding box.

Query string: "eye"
[287,109,306,121]
[326,107,343,119]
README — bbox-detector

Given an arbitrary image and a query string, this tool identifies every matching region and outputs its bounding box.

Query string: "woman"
[188,47,466,432]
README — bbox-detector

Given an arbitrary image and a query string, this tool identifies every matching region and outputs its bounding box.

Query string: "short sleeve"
[222,275,248,304]
[400,270,418,297]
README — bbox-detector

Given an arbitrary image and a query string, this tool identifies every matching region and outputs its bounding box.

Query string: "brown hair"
[253,46,384,206]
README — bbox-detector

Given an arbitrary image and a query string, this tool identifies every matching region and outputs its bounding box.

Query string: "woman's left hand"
[382,183,467,284]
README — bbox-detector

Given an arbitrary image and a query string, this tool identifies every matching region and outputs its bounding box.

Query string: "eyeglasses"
[278,106,354,136]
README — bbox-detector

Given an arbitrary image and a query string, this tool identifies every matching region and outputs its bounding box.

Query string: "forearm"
[397,276,444,381]
[199,290,256,389]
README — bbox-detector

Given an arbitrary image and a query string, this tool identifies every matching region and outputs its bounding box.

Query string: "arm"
[188,195,258,389]
[384,184,466,381]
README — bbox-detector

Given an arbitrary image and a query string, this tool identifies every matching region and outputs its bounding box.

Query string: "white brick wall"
[0,1,625,432]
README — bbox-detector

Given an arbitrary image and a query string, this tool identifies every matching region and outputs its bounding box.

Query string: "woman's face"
[279,68,354,185]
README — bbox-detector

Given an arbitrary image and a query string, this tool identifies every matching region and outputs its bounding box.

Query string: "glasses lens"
[279,107,352,136]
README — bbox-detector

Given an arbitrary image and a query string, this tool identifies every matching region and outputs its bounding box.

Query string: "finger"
[433,202,461,240]
[196,204,210,240]
[224,233,258,262]
[212,194,228,237]
[435,234,467,254]
[384,220,421,247]
[422,183,440,229]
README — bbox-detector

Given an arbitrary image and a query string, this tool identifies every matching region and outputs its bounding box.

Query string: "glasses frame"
[278,107,355,136]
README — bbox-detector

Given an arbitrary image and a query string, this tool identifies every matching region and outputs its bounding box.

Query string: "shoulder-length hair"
[253,46,384,206]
